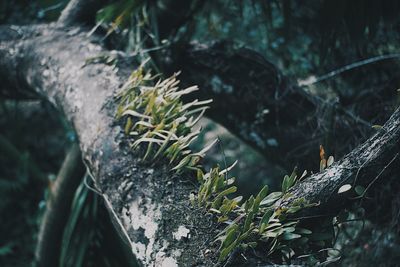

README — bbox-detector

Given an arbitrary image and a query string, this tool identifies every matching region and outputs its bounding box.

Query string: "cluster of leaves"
[96,0,144,36]
[95,0,166,62]
[116,67,323,263]
[197,165,316,262]
[116,65,215,171]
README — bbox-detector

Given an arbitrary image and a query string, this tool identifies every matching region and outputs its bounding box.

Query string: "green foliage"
[96,0,144,34]
[116,66,323,263]
[116,65,214,172]
[60,178,137,267]
[0,100,68,267]
[198,166,315,262]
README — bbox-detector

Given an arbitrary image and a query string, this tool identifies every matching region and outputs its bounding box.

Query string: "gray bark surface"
[0,24,217,266]
[0,5,399,265]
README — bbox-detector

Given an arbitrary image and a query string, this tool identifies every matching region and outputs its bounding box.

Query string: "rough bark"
[35,143,85,267]
[0,24,218,266]
[0,6,399,267]
[277,107,400,216]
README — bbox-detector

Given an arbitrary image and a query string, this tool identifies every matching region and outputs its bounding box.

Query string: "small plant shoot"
[116,65,331,264]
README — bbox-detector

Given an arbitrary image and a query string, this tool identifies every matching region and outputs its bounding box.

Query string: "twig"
[299,54,400,86]
[360,152,399,199]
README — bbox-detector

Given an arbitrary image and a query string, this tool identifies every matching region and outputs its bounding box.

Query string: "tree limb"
[0,24,218,266]
[278,107,400,215]
[168,42,397,171]
[57,0,108,27]
[0,19,399,267]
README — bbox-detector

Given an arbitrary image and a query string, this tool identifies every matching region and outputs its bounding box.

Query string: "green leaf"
[338,184,352,194]
[260,192,282,206]
[211,186,237,209]
[122,109,151,119]
[253,185,269,213]
[287,205,302,214]
[247,242,257,248]
[259,209,274,233]
[245,195,254,213]
[257,185,269,200]
[0,243,13,256]
[327,156,334,167]
[282,232,301,240]
[219,239,239,262]
[196,169,204,183]
[264,229,283,238]
[283,227,296,233]
[243,211,255,232]
[296,228,312,235]
[171,155,191,170]
[282,175,290,193]
[220,224,239,250]
[219,199,236,214]
[355,185,366,196]
[238,228,253,242]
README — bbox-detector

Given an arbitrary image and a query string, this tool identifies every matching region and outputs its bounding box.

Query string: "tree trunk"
[0,24,218,266]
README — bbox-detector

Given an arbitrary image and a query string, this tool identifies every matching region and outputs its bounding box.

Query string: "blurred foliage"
[59,178,137,267]
[333,207,400,266]
[0,0,65,24]
[194,118,285,196]
[0,100,69,266]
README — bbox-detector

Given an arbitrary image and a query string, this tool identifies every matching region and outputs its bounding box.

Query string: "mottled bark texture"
[0,4,399,266]
[277,107,400,216]
[0,24,218,266]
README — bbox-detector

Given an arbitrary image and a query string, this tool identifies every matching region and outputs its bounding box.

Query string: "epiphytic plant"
[116,65,215,172]
[116,64,330,264]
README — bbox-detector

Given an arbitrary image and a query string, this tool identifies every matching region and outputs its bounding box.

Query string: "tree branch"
[168,42,396,171]
[0,24,217,266]
[0,21,398,266]
[57,0,108,27]
[278,107,400,215]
